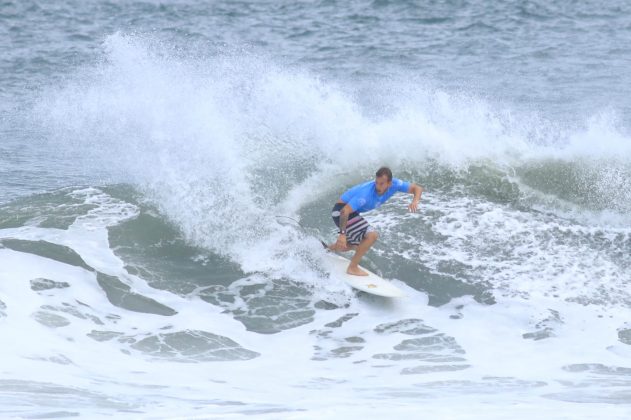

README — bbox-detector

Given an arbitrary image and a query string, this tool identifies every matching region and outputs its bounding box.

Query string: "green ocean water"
[1,1,631,418]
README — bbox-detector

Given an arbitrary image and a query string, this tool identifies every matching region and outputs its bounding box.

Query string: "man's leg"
[347,231,378,276]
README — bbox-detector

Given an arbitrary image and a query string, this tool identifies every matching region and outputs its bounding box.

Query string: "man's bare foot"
[347,265,368,276]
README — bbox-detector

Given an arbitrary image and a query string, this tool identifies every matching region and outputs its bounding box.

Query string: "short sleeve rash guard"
[341,178,411,213]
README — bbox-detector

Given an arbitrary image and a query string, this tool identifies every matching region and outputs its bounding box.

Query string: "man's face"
[375,175,392,195]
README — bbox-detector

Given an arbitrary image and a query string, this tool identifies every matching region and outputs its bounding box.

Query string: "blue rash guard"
[341,178,411,213]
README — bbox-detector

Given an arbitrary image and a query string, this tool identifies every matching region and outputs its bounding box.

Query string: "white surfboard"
[323,252,405,298]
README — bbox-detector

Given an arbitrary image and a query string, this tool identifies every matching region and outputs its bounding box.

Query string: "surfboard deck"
[323,252,405,298]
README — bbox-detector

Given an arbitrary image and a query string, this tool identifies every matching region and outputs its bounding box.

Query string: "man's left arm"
[407,183,423,213]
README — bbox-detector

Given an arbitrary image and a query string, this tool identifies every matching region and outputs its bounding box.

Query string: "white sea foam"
[1,188,630,418]
[10,34,631,417]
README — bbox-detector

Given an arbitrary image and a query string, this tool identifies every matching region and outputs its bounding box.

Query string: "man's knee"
[366,231,378,241]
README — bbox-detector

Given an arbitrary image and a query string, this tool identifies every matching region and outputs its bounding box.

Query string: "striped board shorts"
[331,202,374,245]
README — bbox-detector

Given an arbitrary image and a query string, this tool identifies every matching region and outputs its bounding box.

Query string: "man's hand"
[335,234,347,251]
[408,184,423,213]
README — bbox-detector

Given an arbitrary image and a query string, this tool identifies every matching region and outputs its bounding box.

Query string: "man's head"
[375,166,393,195]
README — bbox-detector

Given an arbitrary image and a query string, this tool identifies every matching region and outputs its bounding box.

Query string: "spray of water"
[33,33,631,274]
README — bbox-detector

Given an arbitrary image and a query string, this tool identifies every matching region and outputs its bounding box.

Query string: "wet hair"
[375,166,393,181]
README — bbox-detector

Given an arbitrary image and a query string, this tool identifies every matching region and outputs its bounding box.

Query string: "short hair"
[375,166,393,181]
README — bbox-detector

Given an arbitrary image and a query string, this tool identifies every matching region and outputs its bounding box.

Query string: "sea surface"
[2,1,631,418]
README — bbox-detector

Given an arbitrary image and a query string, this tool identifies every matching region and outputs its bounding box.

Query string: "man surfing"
[329,167,423,276]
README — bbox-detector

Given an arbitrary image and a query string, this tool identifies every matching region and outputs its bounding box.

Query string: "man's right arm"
[335,204,354,248]
[338,204,354,233]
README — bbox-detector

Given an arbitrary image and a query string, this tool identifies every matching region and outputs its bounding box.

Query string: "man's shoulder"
[351,180,374,192]
[393,178,410,190]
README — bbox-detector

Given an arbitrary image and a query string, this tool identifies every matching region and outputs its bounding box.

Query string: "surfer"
[329,167,423,276]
